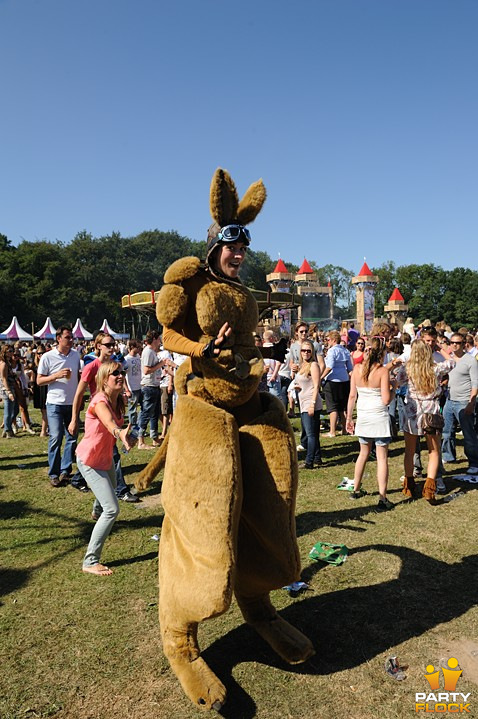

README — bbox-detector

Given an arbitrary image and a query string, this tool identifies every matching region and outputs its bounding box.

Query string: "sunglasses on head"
[217,224,251,242]
[102,342,115,348]
[110,369,126,377]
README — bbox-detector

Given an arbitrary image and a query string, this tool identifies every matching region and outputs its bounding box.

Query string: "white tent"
[100,318,129,340]
[34,316,57,340]
[0,316,33,341]
[72,318,93,340]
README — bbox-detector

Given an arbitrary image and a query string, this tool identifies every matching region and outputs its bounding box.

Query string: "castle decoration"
[292,259,333,326]
[351,261,379,335]
[384,288,408,330]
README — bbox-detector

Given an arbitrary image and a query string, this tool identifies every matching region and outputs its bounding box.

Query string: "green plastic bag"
[309,541,348,566]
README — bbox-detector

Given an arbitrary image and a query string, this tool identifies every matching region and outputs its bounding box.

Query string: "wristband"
[113,428,121,440]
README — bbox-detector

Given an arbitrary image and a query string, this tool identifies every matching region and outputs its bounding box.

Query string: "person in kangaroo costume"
[135,168,314,711]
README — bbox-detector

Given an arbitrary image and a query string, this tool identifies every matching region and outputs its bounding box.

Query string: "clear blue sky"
[1,0,476,273]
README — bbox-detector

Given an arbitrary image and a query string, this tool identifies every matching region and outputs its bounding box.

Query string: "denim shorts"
[358,436,391,446]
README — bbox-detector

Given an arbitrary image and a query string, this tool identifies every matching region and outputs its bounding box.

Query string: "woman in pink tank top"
[76,362,136,576]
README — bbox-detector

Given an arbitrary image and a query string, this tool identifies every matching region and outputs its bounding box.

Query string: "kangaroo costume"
[135,169,314,710]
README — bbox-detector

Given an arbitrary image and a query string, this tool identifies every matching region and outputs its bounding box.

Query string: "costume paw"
[249,616,315,664]
[170,655,226,711]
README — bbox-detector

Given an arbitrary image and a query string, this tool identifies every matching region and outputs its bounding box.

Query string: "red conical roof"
[298,258,314,274]
[388,288,405,302]
[358,262,373,276]
[273,258,289,273]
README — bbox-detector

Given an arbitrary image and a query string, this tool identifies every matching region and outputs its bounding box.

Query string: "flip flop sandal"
[309,542,348,565]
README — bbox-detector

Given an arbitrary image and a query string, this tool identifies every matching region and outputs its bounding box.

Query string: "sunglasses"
[217,224,251,242]
[110,369,126,377]
[450,340,463,345]
[301,349,312,353]
[102,342,115,348]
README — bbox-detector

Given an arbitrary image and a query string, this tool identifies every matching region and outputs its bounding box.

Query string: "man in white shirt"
[37,326,81,487]
[137,330,169,449]
[123,340,142,425]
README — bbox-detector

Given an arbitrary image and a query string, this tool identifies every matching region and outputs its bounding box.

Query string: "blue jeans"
[2,395,17,432]
[138,386,160,439]
[442,399,478,468]
[71,442,128,496]
[267,379,281,399]
[46,403,76,478]
[127,389,142,426]
[301,411,321,466]
[77,456,119,568]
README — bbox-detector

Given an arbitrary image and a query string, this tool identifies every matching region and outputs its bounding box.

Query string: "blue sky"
[1,0,476,274]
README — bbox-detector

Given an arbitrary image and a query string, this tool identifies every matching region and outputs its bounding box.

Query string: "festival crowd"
[1,317,478,570]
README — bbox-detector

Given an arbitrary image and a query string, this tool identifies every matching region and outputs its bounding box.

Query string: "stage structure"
[121,280,303,338]
[352,262,379,335]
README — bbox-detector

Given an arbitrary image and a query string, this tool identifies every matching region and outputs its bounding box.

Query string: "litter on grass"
[309,542,348,565]
[151,534,160,541]
[385,656,407,680]
[282,581,310,596]
[336,477,354,491]
[452,474,478,484]
[442,491,465,504]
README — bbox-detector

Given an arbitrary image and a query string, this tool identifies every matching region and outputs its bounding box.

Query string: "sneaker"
[49,476,62,488]
[413,468,423,478]
[59,472,71,485]
[119,491,139,503]
[466,467,478,475]
[71,481,90,492]
[436,478,447,494]
[296,444,305,452]
[399,475,405,485]
[3,430,14,439]
[376,498,394,511]
[350,489,367,500]
[299,462,314,470]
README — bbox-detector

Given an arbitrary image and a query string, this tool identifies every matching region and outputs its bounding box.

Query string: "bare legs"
[353,441,390,501]
[328,410,346,436]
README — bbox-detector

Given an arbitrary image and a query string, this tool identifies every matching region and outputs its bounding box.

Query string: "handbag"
[421,411,444,434]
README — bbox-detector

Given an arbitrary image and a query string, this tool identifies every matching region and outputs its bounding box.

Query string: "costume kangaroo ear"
[236,179,267,226]
[209,168,239,227]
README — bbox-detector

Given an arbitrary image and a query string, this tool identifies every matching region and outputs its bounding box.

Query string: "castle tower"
[384,288,408,330]
[352,261,379,335]
[266,258,294,293]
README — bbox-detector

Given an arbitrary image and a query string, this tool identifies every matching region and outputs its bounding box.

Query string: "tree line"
[0,231,476,333]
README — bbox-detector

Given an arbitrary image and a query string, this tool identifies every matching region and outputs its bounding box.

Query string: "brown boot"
[422,477,437,502]
[402,476,417,498]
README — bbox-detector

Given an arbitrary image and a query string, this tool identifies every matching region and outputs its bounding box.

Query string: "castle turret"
[384,288,408,330]
[352,261,379,334]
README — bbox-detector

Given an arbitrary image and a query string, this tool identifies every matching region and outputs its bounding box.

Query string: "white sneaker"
[466,466,478,475]
[296,445,305,452]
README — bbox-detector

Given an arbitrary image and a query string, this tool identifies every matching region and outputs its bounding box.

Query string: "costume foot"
[169,655,226,711]
[249,615,315,664]
[82,564,113,576]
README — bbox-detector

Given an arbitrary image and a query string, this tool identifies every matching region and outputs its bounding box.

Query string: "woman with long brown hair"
[346,337,397,509]
[395,340,455,501]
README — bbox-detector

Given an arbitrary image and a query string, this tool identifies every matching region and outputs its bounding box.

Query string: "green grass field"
[1,409,477,719]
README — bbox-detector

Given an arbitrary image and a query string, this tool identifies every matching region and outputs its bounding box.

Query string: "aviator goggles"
[217,224,251,244]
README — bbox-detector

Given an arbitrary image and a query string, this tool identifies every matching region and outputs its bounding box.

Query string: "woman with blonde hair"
[76,361,136,575]
[395,340,455,501]
[346,337,397,510]
[294,339,322,469]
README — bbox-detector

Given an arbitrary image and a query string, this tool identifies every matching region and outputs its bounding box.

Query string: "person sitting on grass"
[346,337,398,511]
[76,362,136,576]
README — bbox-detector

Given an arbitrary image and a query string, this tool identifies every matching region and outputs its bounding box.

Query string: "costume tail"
[135,434,169,491]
